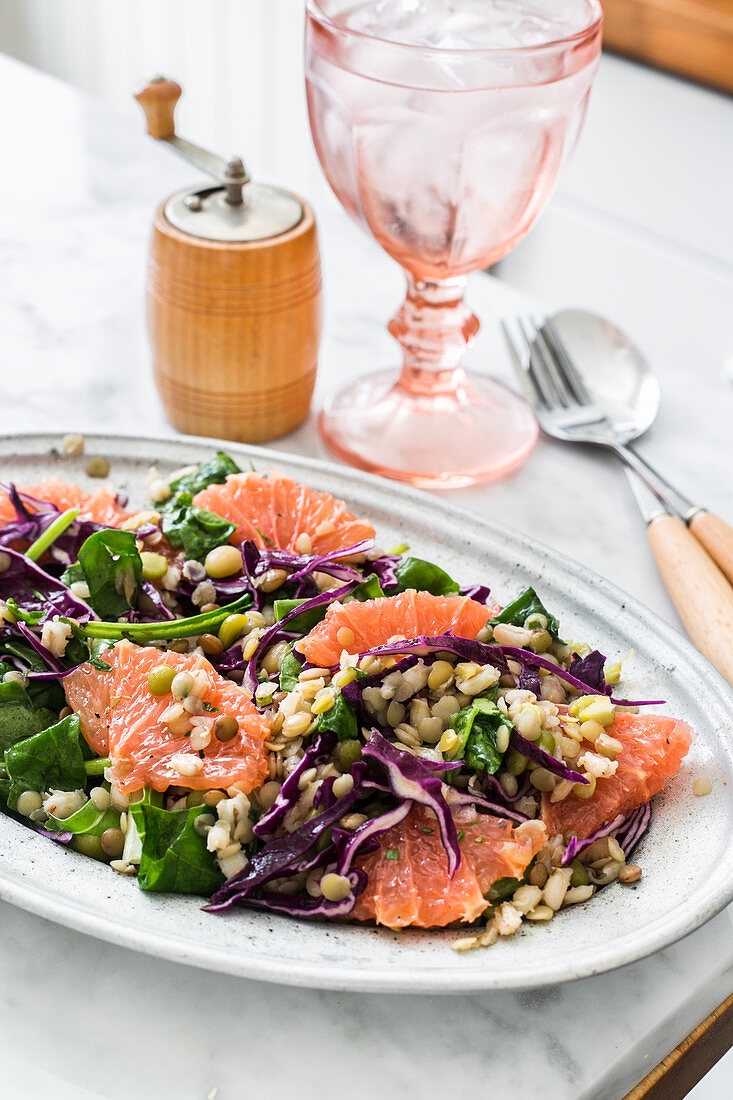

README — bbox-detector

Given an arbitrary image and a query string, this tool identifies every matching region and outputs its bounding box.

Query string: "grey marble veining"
[1,53,732,1100]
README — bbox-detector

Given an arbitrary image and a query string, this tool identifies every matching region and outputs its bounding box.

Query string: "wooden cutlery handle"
[647,514,733,686]
[689,511,733,586]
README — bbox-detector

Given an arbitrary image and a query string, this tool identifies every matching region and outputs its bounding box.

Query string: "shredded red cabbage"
[0,546,93,623]
[243,581,358,695]
[444,786,528,824]
[510,730,589,785]
[362,731,461,876]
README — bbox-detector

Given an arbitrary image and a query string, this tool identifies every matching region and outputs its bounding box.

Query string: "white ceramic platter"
[0,433,731,994]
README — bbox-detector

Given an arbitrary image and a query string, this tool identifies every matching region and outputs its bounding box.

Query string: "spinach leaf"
[77,529,142,620]
[46,797,119,836]
[489,586,560,639]
[2,714,87,809]
[317,692,358,742]
[0,637,66,712]
[347,574,384,602]
[130,802,224,895]
[448,696,510,775]
[391,556,460,596]
[273,575,384,635]
[488,877,522,903]
[273,598,323,634]
[0,679,52,751]
[168,451,240,496]
[279,644,303,692]
[160,491,236,562]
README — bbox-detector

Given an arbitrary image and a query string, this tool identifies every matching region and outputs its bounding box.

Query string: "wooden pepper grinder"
[134,76,322,443]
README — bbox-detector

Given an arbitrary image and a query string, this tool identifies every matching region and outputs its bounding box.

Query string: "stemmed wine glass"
[305,0,603,488]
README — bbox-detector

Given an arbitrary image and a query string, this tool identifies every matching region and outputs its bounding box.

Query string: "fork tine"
[517,317,567,409]
[530,318,575,407]
[541,317,592,405]
[501,320,543,409]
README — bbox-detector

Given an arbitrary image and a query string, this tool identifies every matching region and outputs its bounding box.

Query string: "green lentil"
[504,748,528,776]
[148,665,175,696]
[335,739,363,772]
[218,613,248,651]
[140,551,168,581]
[73,834,107,861]
[570,859,590,887]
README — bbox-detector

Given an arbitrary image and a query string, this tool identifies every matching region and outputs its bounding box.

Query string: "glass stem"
[388,273,480,397]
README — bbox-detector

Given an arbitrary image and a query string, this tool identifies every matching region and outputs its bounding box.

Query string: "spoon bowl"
[550,309,661,443]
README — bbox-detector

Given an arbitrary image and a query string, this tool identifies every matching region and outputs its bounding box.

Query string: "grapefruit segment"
[64,641,270,794]
[192,472,375,556]
[0,479,131,530]
[352,806,545,928]
[296,589,492,667]
[541,712,692,839]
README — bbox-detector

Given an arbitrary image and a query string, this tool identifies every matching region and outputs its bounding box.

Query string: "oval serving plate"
[0,432,731,994]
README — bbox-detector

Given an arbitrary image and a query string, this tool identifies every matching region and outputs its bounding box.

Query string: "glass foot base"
[319,368,538,489]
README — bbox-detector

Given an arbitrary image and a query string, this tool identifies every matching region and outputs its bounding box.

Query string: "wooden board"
[622,992,733,1099]
[602,0,733,95]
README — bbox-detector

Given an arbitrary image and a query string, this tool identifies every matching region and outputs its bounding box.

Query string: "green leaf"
[317,692,358,742]
[77,529,142,620]
[168,451,240,496]
[130,802,224,895]
[488,876,521,903]
[347,574,384,602]
[391,556,460,596]
[0,679,52,751]
[160,491,236,562]
[279,644,303,692]
[448,696,510,775]
[2,714,87,809]
[489,587,560,640]
[0,638,66,712]
[46,798,119,836]
[274,575,384,635]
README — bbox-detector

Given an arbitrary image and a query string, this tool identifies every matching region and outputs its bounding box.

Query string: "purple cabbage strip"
[214,870,368,920]
[135,580,176,622]
[0,546,94,624]
[561,803,652,865]
[254,731,337,839]
[518,665,541,696]
[364,553,400,591]
[568,650,607,693]
[460,584,494,606]
[16,622,66,675]
[362,731,461,876]
[332,800,412,874]
[205,770,367,913]
[444,785,528,824]
[561,815,626,865]
[243,580,358,695]
[483,771,532,806]
[348,634,663,707]
[34,826,74,844]
[498,646,665,707]
[615,802,652,857]
[340,654,420,719]
[510,729,589,785]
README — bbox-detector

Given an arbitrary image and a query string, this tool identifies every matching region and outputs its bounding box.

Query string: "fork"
[503,315,733,686]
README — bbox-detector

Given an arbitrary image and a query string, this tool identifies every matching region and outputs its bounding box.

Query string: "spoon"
[548,309,733,586]
[535,309,733,685]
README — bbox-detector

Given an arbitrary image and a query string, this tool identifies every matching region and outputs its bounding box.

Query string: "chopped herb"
[256,527,275,548]
[457,830,465,842]
[420,826,434,835]
[474,836,484,844]
[202,701,219,713]
[385,848,399,861]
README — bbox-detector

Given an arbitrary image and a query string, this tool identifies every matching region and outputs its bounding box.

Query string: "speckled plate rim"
[0,430,731,995]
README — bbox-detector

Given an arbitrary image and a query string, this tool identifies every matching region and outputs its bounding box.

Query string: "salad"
[0,448,692,950]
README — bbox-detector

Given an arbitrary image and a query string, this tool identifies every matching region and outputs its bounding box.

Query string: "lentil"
[85,456,110,478]
[214,715,239,742]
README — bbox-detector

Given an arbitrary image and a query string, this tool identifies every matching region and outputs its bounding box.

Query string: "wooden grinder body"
[147,198,322,443]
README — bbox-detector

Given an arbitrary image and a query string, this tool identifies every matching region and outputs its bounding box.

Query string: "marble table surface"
[1,52,732,1100]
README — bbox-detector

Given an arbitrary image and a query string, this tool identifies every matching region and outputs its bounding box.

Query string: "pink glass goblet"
[306,0,603,488]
